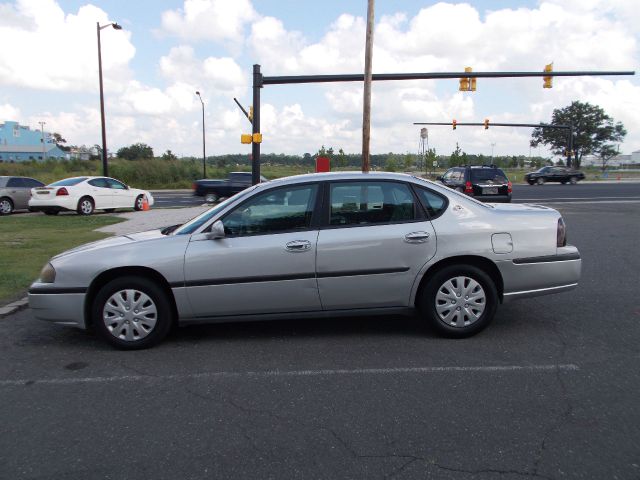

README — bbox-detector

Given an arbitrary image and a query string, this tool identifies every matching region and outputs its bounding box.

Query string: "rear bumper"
[497,246,581,303]
[29,196,77,212]
[28,284,87,329]
[474,194,512,203]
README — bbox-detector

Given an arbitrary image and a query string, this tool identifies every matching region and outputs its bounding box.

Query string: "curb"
[0,297,28,318]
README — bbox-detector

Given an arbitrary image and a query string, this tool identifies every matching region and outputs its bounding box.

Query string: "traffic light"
[466,67,476,91]
[484,118,489,129]
[459,77,469,91]
[543,63,553,88]
[241,134,252,144]
[248,106,253,122]
[452,119,457,130]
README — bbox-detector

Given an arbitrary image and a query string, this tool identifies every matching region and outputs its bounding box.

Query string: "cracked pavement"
[0,202,639,479]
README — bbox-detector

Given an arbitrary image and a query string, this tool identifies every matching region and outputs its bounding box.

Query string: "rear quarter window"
[415,187,448,219]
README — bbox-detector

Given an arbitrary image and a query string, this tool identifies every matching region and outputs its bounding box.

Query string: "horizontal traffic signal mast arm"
[414,122,572,129]
[261,70,635,86]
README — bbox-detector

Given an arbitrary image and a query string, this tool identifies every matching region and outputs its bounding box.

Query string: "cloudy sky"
[0,0,638,159]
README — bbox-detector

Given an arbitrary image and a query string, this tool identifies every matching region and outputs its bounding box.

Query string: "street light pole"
[38,121,46,161]
[97,21,122,177]
[195,91,206,178]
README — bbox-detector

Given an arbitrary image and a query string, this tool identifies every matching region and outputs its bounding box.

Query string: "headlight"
[39,263,56,283]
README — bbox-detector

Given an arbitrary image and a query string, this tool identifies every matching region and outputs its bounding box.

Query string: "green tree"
[117,143,154,160]
[336,148,347,168]
[450,143,463,166]
[598,144,619,172]
[161,149,178,161]
[530,101,626,168]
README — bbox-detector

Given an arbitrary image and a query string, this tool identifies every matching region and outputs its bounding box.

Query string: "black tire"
[104,208,116,213]
[536,177,545,185]
[569,176,578,185]
[527,181,535,185]
[134,195,144,211]
[77,196,94,215]
[92,276,173,350]
[419,264,498,338]
[204,192,219,203]
[560,181,567,185]
[44,210,59,216]
[0,197,14,215]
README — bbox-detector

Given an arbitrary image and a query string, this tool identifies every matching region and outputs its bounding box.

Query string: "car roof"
[266,171,426,185]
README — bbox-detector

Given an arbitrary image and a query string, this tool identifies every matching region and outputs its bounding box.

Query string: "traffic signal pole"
[245,69,633,183]
[414,121,576,167]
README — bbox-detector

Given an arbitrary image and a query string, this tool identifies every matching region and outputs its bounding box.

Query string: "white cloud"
[0,103,21,120]
[0,0,135,92]
[161,0,257,45]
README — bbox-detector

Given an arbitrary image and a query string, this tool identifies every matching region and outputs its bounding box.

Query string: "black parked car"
[524,166,585,185]
[438,165,512,203]
[193,172,267,203]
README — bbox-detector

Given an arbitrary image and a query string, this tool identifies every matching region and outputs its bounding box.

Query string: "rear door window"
[88,178,110,188]
[329,181,416,226]
[6,178,24,188]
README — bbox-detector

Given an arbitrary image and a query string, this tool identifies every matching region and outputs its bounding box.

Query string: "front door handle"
[404,231,430,243]
[285,240,312,252]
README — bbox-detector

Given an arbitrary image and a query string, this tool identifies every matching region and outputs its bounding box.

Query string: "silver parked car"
[29,172,581,349]
[0,176,45,214]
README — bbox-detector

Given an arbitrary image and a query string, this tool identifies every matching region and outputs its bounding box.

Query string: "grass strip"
[0,215,124,303]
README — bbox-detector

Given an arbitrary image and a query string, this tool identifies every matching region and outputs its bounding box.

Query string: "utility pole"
[38,121,46,161]
[361,0,375,173]
[491,142,496,160]
[195,91,207,178]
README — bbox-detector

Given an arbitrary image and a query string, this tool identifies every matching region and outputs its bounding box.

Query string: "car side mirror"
[206,220,225,240]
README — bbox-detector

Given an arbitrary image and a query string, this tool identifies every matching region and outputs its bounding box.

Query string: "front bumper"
[28,284,87,329]
[497,246,582,303]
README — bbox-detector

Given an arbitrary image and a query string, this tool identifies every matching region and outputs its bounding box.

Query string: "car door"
[6,177,30,209]
[316,180,437,310]
[183,183,322,317]
[87,178,113,208]
[106,178,133,208]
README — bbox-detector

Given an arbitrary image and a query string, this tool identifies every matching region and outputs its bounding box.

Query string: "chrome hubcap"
[435,276,486,328]
[81,201,92,214]
[103,289,158,341]
[0,200,11,214]
[137,197,143,208]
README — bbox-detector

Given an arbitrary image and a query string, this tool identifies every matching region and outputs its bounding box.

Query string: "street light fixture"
[38,121,46,161]
[195,91,206,178]
[97,21,123,177]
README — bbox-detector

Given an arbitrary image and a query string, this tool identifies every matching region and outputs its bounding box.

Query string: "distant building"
[581,151,640,167]
[0,120,66,162]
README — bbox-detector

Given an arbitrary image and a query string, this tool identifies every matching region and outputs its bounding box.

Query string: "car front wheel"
[92,276,173,349]
[536,177,545,185]
[419,265,498,338]
[570,176,578,185]
[134,195,145,211]
[205,192,218,203]
[0,197,13,215]
[77,197,94,215]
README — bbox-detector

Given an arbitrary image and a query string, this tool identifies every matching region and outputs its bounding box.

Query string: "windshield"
[174,185,259,235]
[50,177,87,186]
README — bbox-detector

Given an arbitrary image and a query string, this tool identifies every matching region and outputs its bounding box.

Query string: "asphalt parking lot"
[1,199,639,479]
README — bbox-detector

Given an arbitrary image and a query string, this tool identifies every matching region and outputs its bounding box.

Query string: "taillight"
[192,183,197,191]
[464,181,473,194]
[557,217,567,247]
[56,187,69,196]
[507,181,512,193]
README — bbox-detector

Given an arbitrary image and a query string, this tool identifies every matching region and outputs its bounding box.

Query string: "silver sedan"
[28,172,581,349]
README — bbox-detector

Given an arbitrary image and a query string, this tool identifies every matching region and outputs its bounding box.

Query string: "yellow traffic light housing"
[252,133,262,144]
[248,106,254,122]
[543,62,553,88]
[459,78,469,91]
[241,134,252,144]
[452,119,457,130]
[484,118,489,129]
[459,67,474,92]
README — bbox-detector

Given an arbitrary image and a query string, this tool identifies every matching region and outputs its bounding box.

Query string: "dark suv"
[439,165,512,203]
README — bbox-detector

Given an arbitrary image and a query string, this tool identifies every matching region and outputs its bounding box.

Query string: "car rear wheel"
[0,197,13,215]
[205,192,218,203]
[92,276,173,349]
[536,177,545,185]
[570,176,578,185]
[77,197,94,215]
[419,265,498,338]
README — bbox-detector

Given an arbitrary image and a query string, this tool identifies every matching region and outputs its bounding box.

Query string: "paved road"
[1,202,639,479]
[152,182,640,208]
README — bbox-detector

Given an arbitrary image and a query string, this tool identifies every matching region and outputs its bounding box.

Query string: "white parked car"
[28,176,154,215]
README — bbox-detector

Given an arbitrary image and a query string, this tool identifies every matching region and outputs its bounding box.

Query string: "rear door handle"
[404,231,430,243]
[285,240,311,252]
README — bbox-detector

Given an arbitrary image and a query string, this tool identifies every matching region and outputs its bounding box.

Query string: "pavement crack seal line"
[0,363,579,387]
